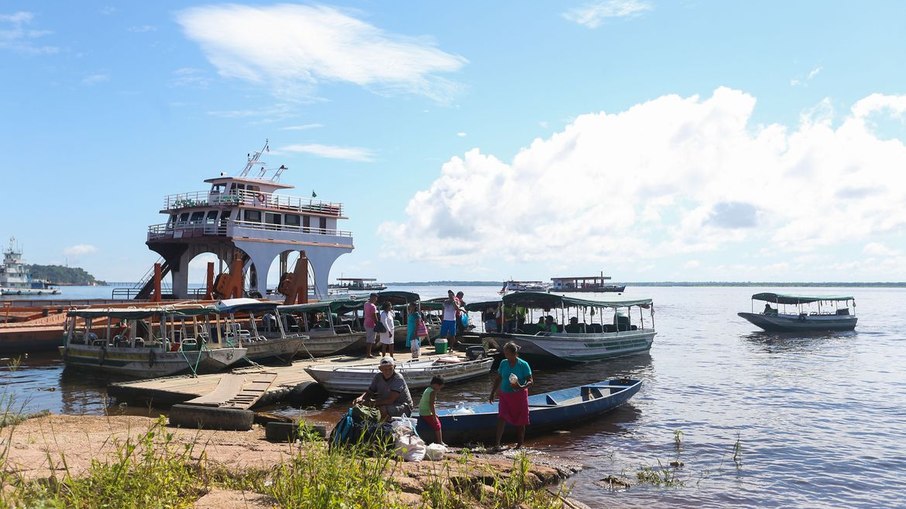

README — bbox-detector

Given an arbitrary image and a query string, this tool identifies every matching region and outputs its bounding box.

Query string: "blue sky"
[2,1,906,284]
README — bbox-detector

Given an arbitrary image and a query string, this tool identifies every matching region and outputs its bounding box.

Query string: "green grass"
[0,414,568,508]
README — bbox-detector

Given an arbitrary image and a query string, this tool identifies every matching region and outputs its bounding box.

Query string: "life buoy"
[256,193,266,203]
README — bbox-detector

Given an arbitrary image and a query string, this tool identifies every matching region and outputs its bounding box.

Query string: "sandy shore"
[1,414,586,508]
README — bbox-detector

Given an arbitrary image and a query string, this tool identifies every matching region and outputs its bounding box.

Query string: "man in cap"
[354,357,413,421]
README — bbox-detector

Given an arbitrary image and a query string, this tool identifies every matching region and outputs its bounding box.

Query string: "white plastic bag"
[390,416,426,462]
[394,433,426,462]
[425,443,447,461]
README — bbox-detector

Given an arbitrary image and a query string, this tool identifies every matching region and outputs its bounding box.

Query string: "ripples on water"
[3,285,905,508]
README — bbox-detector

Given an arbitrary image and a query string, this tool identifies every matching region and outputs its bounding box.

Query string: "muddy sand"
[1,414,588,508]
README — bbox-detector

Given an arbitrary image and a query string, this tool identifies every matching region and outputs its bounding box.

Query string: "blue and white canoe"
[416,378,641,445]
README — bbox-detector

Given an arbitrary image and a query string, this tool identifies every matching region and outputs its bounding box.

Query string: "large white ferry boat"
[0,237,61,296]
[136,141,354,301]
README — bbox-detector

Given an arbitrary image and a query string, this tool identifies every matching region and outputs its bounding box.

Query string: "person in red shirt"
[363,293,380,358]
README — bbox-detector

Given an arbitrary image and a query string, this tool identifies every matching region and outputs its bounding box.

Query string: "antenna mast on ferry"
[237,139,287,182]
[239,139,269,177]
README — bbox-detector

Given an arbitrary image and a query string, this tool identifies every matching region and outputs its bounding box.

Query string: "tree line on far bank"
[26,265,104,286]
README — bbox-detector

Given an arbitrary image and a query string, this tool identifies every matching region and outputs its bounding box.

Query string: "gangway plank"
[183,372,278,409]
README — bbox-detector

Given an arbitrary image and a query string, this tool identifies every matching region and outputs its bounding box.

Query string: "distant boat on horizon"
[0,237,61,296]
[550,272,625,293]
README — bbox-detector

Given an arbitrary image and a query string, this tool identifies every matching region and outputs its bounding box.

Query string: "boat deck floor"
[108,346,459,407]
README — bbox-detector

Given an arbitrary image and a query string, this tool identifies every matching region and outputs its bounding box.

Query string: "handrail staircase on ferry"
[133,258,171,300]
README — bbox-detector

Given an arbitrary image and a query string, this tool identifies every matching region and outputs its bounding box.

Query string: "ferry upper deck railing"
[147,221,353,241]
[162,190,343,217]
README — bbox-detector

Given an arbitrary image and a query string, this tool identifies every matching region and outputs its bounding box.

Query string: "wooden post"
[230,253,244,299]
[152,263,162,302]
[298,251,309,304]
[205,262,214,300]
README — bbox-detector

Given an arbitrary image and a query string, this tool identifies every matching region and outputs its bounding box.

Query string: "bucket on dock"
[435,338,448,354]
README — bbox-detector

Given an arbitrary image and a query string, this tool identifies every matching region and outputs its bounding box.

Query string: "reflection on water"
[741,330,859,353]
[4,285,906,508]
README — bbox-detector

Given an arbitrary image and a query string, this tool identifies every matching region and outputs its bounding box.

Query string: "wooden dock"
[108,347,456,408]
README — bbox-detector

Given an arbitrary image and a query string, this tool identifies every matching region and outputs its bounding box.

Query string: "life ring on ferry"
[256,193,266,204]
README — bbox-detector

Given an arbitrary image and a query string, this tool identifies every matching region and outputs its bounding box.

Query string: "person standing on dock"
[455,291,467,341]
[379,301,396,358]
[489,342,533,450]
[440,290,458,348]
[363,293,380,358]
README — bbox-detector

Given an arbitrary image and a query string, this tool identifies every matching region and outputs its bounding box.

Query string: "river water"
[2,285,905,508]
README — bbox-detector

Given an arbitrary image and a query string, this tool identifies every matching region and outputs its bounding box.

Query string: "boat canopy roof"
[751,293,855,304]
[67,304,215,319]
[278,297,366,315]
[375,291,421,305]
[502,291,651,309]
[214,298,278,314]
[465,300,503,312]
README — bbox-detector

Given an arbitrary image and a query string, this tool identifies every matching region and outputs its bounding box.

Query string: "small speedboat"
[415,378,642,445]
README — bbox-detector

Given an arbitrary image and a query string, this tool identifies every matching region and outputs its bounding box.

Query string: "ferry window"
[265,213,281,225]
[319,217,327,230]
[303,215,311,228]
[168,214,177,225]
[285,214,300,226]
[178,213,190,225]
[243,210,261,222]
[210,184,224,193]
[205,211,218,224]
[190,211,205,224]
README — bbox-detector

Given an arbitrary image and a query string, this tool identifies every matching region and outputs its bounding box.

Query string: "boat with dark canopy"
[738,292,857,332]
[476,291,656,364]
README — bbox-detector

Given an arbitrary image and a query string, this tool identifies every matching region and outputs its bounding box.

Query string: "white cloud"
[0,11,58,54]
[563,0,653,29]
[280,143,375,162]
[863,242,899,257]
[282,123,324,131]
[171,67,209,88]
[128,25,157,33]
[456,132,467,137]
[64,244,98,256]
[176,4,467,102]
[380,88,906,275]
[791,65,822,87]
[82,73,109,85]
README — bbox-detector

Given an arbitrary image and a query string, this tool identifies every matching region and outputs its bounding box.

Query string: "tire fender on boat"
[148,349,156,367]
[99,346,106,365]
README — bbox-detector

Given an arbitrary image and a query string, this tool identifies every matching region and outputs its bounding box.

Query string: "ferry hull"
[738,312,857,332]
[59,345,246,378]
[483,329,655,364]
